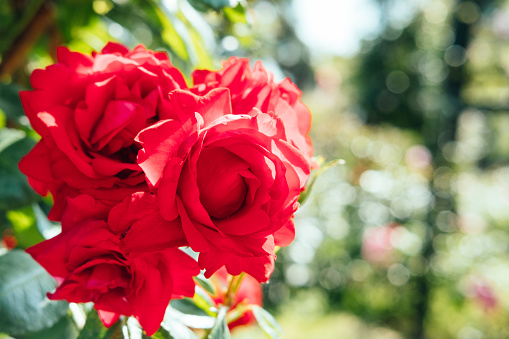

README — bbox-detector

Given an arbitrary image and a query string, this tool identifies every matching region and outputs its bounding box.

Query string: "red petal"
[97,309,121,327]
[136,116,200,188]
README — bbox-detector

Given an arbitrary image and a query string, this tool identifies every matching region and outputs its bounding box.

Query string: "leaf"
[193,275,216,295]
[150,1,190,62]
[188,0,234,12]
[166,305,215,330]
[170,298,210,317]
[77,309,125,339]
[193,286,217,316]
[0,128,38,210]
[0,81,26,122]
[207,307,230,339]
[103,320,124,339]
[298,158,342,205]
[6,207,44,249]
[0,250,69,336]
[161,313,199,339]
[225,302,249,325]
[147,326,172,339]
[16,314,79,339]
[251,305,283,339]
[0,128,25,154]
[144,331,164,339]
[223,3,247,24]
[77,309,107,339]
[32,203,61,239]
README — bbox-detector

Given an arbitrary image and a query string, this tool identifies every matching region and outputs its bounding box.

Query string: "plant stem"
[202,272,245,339]
[223,272,245,307]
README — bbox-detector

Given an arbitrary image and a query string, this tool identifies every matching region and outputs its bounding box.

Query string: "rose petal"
[136,115,201,188]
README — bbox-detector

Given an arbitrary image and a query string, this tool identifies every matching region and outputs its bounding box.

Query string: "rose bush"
[20,43,314,336]
[19,42,187,221]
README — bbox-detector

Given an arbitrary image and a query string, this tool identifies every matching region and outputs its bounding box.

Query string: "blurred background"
[1,0,509,338]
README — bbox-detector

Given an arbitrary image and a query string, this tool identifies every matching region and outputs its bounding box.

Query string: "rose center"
[196,147,249,219]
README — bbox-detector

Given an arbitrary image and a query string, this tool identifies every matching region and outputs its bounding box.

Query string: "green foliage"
[171,298,211,317]
[194,275,216,295]
[223,4,247,24]
[0,128,37,211]
[0,83,25,122]
[188,0,234,12]
[160,316,199,339]
[6,206,44,248]
[298,158,342,205]
[0,250,69,336]
[207,307,230,339]
[252,305,283,339]
[15,315,79,339]
[77,309,125,339]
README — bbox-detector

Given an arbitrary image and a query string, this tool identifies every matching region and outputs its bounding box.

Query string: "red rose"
[110,89,310,282]
[19,43,187,220]
[26,219,199,336]
[208,267,263,330]
[192,57,314,164]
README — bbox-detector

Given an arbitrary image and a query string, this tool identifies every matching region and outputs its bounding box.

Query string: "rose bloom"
[27,219,199,335]
[109,88,311,282]
[19,43,187,221]
[192,57,314,165]
[208,267,262,330]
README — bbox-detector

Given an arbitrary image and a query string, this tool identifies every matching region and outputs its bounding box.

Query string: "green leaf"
[77,309,125,339]
[0,83,26,123]
[170,298,209,317]
[0,128,38,211]
[6,207,44,249]
[150,1,190,62]
[166,305,215,330]
[32,203,61,239]
[77,309,109,339]
[188,0,233,11]
[103,320,124,339]
[161,313,199,339]
[0,128,25,154]
[147,326,172,339]
[298,158,342,205]
[16,314,79,339]
[193,286,217,316]
[0,250,69,336]
[223,3,247,24]
[193,275,216,295]
[207,307,230,339]
[225,302,248,325]
[251,305,283,339]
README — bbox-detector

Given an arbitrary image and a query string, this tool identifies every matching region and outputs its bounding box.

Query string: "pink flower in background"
[362,223,398,268]
[469,278,498,313]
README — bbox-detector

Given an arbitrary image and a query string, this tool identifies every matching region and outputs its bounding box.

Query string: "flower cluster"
[21,43,312,335]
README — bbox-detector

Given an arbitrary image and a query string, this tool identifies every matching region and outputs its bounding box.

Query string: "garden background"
[1,0,509,338]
